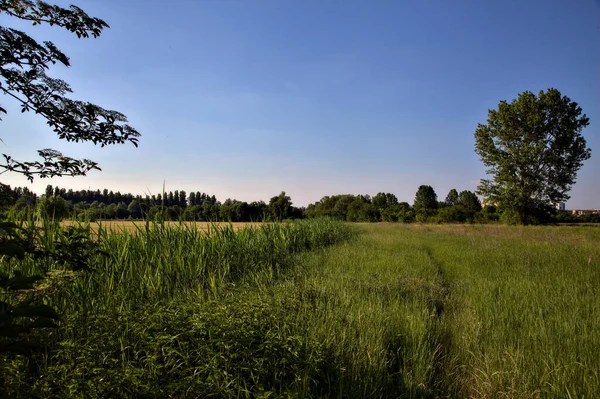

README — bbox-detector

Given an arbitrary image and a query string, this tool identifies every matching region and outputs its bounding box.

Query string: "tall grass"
[1,218,354,397]
[425,224,600,398]
[4,219,352,310]
[276,223,599,398]
[272,223,457,397]
[2,221,598,398]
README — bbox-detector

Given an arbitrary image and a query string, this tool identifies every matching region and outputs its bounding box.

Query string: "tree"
[372,192,398,210]
[268,191,292,221]
[357,203,379,222]
[475,89,591,224]
[437,206,466,223]
[44,184,53,198]
[234,201,249,222]
[457,190,481,213]
[0,183,14,211]
[445,189,459,206]
[219,202,234,221]
[332,195,356,220]
[248,201,267,221]
[114,202,128,219]
[37,195,69,220]
[0,0,140,181]
[413,185,438,215]
[127,199,141,219]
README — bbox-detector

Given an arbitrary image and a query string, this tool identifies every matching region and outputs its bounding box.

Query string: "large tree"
[474,89,590,224]
[0,0,140,181]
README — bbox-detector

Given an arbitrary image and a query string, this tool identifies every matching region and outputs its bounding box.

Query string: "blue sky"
[1,0,598,207]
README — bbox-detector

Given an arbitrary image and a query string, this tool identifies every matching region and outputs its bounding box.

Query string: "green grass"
[427,224,600,398]
[1,221,598,398]
[1,219,354,397]
[271,223,599,398]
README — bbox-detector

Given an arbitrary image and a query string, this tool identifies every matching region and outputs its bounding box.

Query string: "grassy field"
[1,221,598,398]
[278,223,599,397]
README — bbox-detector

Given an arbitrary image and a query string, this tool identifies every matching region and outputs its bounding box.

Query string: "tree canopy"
[268,191,293,221]
[474,88,590,224]
[0,0,140,181]
[413,185,437,214]
[372,192,398,209]
[445,189,459,206]
[457,190,481,213]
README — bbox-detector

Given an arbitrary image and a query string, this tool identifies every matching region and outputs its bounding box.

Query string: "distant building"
[557,202,566,211]
[481,200,498,208]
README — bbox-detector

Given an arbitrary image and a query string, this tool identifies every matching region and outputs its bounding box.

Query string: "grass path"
[274,223,455,397]
[273,223,600,398]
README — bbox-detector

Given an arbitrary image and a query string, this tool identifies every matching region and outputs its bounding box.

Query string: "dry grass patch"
[399,222,599,245]
[62,220,263,234]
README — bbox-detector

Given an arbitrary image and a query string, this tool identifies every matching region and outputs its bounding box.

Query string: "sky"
[0,0,599,208]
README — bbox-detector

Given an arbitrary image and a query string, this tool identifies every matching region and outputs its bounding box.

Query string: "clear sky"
[1,0,599,208]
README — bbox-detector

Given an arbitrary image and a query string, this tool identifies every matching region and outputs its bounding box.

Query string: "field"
[289,223,599,397]
[61,220,263,233]
[1,221,598,398]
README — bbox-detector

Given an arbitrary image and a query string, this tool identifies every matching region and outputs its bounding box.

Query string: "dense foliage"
[306,189,497,224]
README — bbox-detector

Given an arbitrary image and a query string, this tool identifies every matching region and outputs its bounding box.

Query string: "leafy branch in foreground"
[1,149,100,181]
[0,0,140,181]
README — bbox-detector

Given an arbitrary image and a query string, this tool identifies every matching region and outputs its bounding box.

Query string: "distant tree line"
[305,186,492,223]
[0,184,302,222]
[0,183,596,224]
[305,186,598,224]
